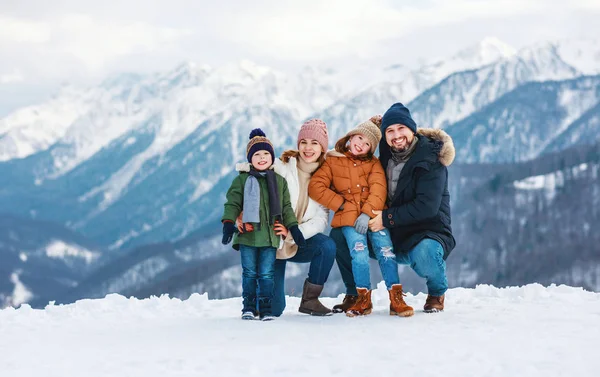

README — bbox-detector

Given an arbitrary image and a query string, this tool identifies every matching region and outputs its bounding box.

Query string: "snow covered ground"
[1,283,598,377]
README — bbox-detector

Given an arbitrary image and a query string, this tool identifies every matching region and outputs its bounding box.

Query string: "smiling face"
[385,124,415,151]
[298,138,323,163]
[348,134,371,157]
[251,150,273,171]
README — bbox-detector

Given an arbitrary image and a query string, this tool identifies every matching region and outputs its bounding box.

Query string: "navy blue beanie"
[381,103,417,134]
[246,128,275,163]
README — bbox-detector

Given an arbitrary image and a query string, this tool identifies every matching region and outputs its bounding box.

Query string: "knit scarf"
[279,157,319,259]
[294,157,319,223]
[387,135,418,202]
[242,169,281,226]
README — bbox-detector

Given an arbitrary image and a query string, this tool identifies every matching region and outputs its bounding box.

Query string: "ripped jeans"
[341,226,399,290]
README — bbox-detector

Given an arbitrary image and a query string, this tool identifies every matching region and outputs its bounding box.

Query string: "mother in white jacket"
[238,119,336,316]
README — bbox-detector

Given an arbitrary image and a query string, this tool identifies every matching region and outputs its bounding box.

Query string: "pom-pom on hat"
[246,128,275,163]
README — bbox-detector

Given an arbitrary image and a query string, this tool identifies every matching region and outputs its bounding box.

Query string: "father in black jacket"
[330,102,456,314]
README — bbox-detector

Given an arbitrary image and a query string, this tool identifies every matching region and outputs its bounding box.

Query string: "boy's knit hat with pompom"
[343,115,382,153]
[246,128,275,163]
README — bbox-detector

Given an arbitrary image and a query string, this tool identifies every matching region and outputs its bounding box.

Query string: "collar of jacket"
[379,128,455,171]
[381,128,455,203]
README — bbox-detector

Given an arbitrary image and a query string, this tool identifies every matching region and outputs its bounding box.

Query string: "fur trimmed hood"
[416,128,455,167]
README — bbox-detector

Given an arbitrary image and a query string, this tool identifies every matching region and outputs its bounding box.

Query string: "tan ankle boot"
[389,284,414,317]
[346,288,372,317]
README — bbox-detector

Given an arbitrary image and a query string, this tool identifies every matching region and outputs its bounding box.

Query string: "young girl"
[222,128,305,321]
[308,116,414,317]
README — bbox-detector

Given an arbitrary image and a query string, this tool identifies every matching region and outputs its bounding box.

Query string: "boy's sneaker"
[260,314,276,321]
[241,311,257,320]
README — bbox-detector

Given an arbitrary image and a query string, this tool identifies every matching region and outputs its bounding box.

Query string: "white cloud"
[0,0,597,114]
[0,70,24,83]
[0,15,50,43]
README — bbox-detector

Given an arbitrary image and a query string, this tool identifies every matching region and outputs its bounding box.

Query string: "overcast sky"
[0,0,598,115]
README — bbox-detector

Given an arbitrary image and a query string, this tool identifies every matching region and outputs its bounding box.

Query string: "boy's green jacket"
[222,172,298,250]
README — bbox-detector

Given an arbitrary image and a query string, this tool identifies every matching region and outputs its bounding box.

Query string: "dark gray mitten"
[354,213,370,235]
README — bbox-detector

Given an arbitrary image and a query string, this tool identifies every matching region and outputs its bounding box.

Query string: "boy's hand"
[289,225,306,247]
[222,221,236,245]
[354,213,370,235]
[273,221,288,238]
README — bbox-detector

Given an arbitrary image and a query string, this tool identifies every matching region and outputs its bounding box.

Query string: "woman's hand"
[236,212,254,233]
[368,210,385,232]
[273,221,288,238]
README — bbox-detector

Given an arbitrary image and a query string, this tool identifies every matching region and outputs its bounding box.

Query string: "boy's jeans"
[341,226,399,290]
[239,245,276,315]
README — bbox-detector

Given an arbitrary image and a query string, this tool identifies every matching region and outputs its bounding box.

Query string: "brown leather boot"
[346,288,372,317]
[332,294,358,313]
[424,294,445,313]
[389,284,414,317]
[298,279,332,316]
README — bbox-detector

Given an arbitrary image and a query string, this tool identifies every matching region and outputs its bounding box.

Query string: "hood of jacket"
[379,127,455,168]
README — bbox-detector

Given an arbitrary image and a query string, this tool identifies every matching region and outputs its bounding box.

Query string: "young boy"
[221,128,305,321]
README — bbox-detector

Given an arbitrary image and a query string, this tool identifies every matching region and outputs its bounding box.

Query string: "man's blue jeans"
[239,245,276,315]
[272,233,336,316]
[330,227,448,297]
[341,226,399,290]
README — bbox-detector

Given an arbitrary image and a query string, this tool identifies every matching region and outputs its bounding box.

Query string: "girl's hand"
[368,210,385,232]
[273,221,288,238]
[236,213,254,233]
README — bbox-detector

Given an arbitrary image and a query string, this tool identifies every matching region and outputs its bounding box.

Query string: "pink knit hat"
[297,119,329,152]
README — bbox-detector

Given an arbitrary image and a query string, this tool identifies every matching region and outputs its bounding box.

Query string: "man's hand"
[368,210,385,232]
[273,221,288,238]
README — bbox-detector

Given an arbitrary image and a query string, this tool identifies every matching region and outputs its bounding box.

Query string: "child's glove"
[354,213,370,235]
[289,225,306,247]
[222,221,236,245]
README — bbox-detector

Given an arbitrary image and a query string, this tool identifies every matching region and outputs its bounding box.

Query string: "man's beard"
[391,146,408,153]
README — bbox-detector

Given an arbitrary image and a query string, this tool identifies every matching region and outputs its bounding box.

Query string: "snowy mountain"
[316,37,517,140]
[447,75,600,163]
[408,41,591,131]
[448,141,600,291]
[2,284,599,377]
[0,214,102,307]
[1,37,600,307]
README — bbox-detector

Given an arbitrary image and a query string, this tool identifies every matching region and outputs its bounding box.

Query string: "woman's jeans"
[330,227,448,297]
[271,233,336,316]
[341,226,399,290]
[239,245,276,315]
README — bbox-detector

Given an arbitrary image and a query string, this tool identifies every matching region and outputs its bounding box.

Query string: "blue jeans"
[341,226,399,290]
[331,228,448,297]
[239,245,276,315]
[395,238,448,296]
[272,233,336,316]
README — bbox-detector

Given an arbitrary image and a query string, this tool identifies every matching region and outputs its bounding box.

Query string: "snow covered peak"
[555,38,600,75]
[450,37,516,65]
[419,37,516,83]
